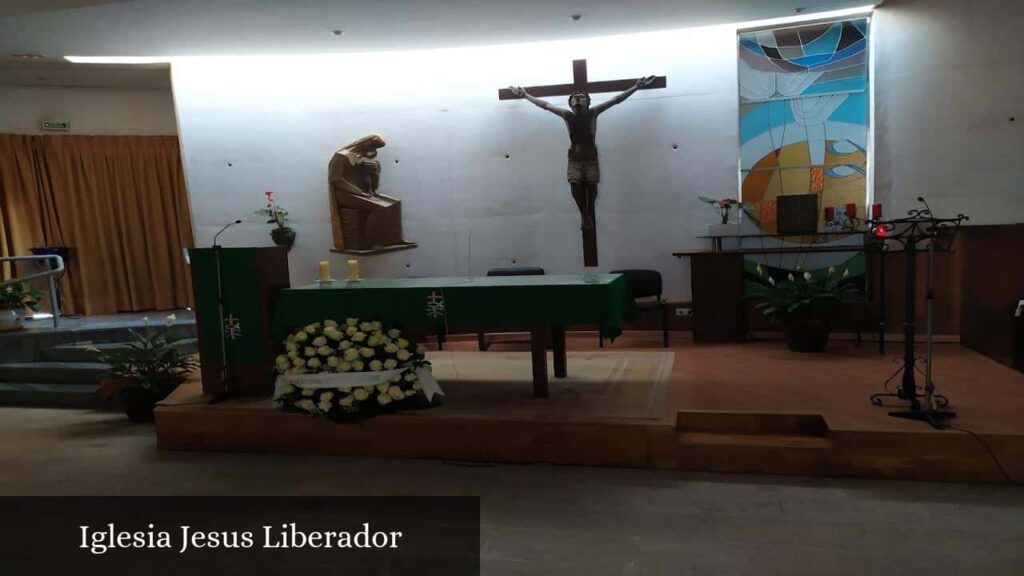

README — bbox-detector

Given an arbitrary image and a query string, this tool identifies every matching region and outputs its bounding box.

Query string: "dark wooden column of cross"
[499,60,666,267]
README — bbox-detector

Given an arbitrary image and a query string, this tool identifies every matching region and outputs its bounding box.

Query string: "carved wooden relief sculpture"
[329,134,416,254]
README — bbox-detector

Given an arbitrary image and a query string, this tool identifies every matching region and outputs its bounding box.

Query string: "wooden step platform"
[156,338,1024,484]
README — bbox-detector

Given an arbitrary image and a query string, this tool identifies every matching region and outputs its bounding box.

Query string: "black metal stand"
[212,244,234,399]
[868,199,967,430]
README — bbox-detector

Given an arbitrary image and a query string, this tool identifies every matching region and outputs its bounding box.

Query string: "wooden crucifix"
[500,59,666,267]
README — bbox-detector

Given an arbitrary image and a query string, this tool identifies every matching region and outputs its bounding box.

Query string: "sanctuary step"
[39,339,198,363]
[0,382,105,408]
[672,411,833,475]
[0,360,110,407]
[0,318,196,363]
[0,336,198,408]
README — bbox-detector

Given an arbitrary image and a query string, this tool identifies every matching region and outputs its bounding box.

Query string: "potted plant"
[94,314,199,422]
[699,196,750,236]
[748,264,861,353]
[0,282,44,332]
[256,190,295,251]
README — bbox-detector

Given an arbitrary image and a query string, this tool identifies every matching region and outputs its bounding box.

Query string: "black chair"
[477,266,545,351]
[600,269,669,348]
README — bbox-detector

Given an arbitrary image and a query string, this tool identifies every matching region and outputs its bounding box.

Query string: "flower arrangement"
[1,282,44,311]
[257,190,296,250]
[256,190,289,228]
[749,264,861,319]
[94,314,199,421]
[273,318,440,423]
[699,196,750,225]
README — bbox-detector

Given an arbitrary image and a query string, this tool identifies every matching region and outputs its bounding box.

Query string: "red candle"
[824,206,835,222]
[871,203,882,219]
[845,203,857,218]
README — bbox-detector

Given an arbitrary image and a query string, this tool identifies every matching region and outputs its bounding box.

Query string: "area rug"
[423,351,674,420]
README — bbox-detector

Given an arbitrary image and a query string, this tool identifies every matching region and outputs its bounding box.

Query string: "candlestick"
[318,260,331,282]
[346,259,359,281]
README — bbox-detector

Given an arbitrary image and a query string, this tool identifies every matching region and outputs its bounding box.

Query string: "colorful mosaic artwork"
[739,18,870,233]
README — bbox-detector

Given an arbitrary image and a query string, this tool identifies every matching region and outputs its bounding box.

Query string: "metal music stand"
[868,199,968,429]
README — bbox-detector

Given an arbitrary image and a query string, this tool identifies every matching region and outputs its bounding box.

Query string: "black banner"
[0,497,479,575]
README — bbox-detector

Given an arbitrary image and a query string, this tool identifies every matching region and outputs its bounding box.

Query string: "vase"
[783,318,830,353]
[0,309,23,332]
[270,226,296,252]
[120,387,158,423]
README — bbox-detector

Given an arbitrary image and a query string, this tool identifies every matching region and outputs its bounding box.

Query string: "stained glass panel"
[738,17,870,233]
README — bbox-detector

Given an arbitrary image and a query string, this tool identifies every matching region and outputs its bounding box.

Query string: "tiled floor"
[1,406,1023,574]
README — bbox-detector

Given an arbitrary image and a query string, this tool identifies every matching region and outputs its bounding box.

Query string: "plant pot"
[120,387,158,423]
[0,308,23,332]
[783,318,830,353]
[270,226,296,251]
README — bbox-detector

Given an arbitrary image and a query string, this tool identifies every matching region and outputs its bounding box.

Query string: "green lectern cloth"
[271,273,636,340]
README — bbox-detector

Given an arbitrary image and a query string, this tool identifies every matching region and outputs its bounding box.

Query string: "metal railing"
[0,254,65,329]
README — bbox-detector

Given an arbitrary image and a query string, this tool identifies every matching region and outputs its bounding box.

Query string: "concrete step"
[39,338,199,363]
[0,361,111,385]
[0,321,196,363]
[0,382,107,408]
[677,432,832,451]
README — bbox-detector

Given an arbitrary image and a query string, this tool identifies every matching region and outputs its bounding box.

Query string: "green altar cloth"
[271,273,636,340]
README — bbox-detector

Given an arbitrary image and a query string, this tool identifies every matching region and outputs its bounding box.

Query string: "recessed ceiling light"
[570,14,583,22]
[12,53,45,60]
[332,29,344,36]
[64,55,170,64]
[794,7,806,13]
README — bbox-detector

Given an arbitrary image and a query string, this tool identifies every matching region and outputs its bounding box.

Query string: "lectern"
[188,247,290,397]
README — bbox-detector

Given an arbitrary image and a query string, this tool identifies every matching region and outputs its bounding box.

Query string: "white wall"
[873,0,1024,223]
[0,86,177,135]
[171,28,739,298]
[170,0,1024,299]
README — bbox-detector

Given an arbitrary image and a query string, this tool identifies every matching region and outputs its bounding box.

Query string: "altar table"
[271,274,636,397]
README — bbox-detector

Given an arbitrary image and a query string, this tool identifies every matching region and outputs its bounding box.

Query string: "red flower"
[264,191,275,202]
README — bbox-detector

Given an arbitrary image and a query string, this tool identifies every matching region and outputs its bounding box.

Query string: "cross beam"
[498,59,667,100]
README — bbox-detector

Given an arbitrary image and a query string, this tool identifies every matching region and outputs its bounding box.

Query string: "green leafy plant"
[749,264,861,319]
[94,315,199,399]
[0,282,45,311]
[256,190,289,228]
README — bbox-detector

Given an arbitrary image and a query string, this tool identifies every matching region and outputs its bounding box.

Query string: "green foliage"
[748,264,862,319]
[255,205,289,227]
[0,282,45,311]
[96,321,199,398]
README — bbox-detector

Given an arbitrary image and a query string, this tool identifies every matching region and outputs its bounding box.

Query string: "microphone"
[213,219,242,247]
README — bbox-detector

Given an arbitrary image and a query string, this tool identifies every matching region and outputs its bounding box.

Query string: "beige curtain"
[0,135,47,279]
[33,135,195,315]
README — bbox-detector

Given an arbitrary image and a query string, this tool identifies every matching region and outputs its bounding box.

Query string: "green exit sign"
[41,121,69,131]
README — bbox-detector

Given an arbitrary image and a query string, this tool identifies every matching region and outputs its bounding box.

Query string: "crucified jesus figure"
[510,75,656,267]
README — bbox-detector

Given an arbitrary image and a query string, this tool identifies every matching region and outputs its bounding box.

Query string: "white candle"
[346,259,359,281]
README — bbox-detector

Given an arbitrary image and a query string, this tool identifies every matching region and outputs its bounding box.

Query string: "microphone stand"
[212,220,240,398]
[869,200,966,429]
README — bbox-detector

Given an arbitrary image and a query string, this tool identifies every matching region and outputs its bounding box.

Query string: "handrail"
[0,254,65,329]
